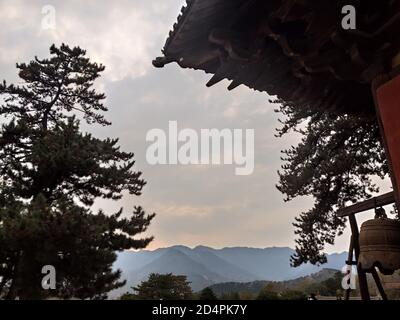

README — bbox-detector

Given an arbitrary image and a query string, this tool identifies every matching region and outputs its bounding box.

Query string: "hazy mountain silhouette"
[132,248,229,290]
[111,246,347,297]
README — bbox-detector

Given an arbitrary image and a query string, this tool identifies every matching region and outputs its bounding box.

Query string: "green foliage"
[276,102,389,266]
[238,292,255,300]
[279,290,308,301]
[212,270,344,300]
[0,44,155,299]
[199,287,218,300]
[131,273,193,300]
[119,292,140,300]
[304,272,343,296]
[319,272,343,296]
[256,288,279,300]
[220,292,241,300]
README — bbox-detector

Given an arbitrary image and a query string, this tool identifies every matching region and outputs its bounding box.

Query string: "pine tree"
[132,273,193,300]
[275,100,389,266]
[0,44,155,299]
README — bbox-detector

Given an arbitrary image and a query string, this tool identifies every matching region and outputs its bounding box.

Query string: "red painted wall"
[376,75,400,200]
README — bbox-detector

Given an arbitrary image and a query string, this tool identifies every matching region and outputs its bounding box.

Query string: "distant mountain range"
[111,246,347,298]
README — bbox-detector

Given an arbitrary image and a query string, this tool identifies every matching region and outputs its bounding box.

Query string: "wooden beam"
[337,191,395,217]
[349,215,360,258]
[371,268,388,300]
[345,235,355,300]
[358,266,371,300]
[348,215,370,300]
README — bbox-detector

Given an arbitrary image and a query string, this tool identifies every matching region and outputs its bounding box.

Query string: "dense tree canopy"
[256,284,280,301]
[0,44,155,299]
[129,273,193,300]
[275,99,390,266]
[199,287,218,300]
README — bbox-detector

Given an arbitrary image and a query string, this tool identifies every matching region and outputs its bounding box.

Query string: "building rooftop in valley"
[153,0,400,116]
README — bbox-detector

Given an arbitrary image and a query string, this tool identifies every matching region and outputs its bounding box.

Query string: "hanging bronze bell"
[359,213,400,275]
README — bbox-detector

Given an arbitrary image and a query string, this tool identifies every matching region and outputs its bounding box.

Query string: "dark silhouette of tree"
[132,273,193,300]
[276,102,389,266]
[0,44,155,299]
[199,287,218,300]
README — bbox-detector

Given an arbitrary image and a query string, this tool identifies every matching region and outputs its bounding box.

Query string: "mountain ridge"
[111,245,347,298]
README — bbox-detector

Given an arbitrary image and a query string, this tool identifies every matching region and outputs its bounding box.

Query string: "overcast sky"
[1,0,387,253]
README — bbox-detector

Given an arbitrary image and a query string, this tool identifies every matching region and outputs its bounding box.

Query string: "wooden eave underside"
[154,0,400,116]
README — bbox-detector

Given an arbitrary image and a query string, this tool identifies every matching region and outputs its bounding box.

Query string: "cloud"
[0,0,353,253]
[0,0,183,80]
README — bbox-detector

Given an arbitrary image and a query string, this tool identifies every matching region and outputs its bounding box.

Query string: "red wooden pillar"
[373,68,400,210]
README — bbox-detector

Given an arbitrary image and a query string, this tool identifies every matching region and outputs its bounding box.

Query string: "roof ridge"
[162,0,196,54]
